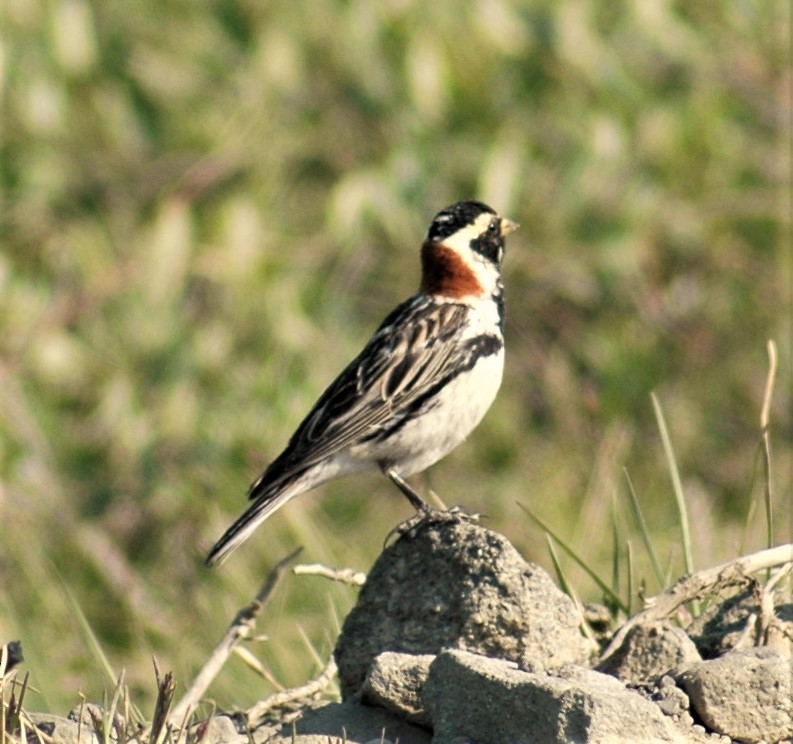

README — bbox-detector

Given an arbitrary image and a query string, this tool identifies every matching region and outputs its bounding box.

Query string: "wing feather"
[248,297,468,498]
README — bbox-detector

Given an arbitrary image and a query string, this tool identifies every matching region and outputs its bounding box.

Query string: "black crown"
[427,200,496,243]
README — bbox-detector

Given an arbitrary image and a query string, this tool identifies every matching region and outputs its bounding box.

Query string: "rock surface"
[686,585,793,658]
[12,524,792,744]
[675,647,793,743]
[360,651,434,726]
[262,701,431,744]
[23,712,101,744]
[190,715,249,744]
[425,649,688,743]
[334,517,592,697]
[597,621,702,683]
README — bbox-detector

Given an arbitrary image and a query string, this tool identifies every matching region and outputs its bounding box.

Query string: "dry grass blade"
[1,672,31,744]
[231,646,283,690]
[170,547,303,723]
[101,671,129,744]
[759,339,777,550]
[600,543,793,661]
[149,665,176,744]
[757,562,792,646]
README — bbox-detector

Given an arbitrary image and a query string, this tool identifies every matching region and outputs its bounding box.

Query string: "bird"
[206,200,518,566]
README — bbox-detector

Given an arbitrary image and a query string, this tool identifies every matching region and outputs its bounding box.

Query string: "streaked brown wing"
[248,297,467,496]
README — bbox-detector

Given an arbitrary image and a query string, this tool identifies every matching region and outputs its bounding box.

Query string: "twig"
[246,656,337,728]
[170,547,302,723]
[293,563,367,586]
[600,543,793,660]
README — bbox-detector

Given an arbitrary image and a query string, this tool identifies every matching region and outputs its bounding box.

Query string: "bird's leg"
[380,465,481,545]
[381,466,433,513]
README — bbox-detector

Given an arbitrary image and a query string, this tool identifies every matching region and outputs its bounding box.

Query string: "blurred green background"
[1,0,790,716]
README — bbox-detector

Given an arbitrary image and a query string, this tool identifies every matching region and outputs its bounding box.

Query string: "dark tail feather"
[205,484,297,566]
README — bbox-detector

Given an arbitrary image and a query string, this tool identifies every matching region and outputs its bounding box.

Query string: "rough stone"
[360,651,434,727]
[675,647,792,743]
[650,675,692,719]
[66,703,107,729]
[23,712,101,744]
[334,518,593,697]
[686,585,793,658]
[192,714,248,744]
[597,621,701,683]
[423,649,687,744]
[263,701,431,744]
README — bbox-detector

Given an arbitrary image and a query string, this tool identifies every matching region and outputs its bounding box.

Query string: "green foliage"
[0,0,789,714]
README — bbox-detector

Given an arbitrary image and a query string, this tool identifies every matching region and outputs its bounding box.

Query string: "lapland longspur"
[207,200,517,565]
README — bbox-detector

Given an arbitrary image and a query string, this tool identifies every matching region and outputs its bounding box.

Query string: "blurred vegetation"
[0,0,790,716]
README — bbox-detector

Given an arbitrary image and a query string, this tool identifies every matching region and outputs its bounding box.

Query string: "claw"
[383,504,481,546]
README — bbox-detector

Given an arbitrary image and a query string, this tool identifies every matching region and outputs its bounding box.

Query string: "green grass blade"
[610,491,620,610]
[623,468,665,590]
[545,534,598,646]
[58,574,146,722]
[59,579,118,687]
[545,532,574,598]
[518,501,628,613]
[625,539,634,618]
[650,392,694,576]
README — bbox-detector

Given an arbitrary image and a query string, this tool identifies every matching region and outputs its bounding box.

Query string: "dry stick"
[170,547,303,724]
[293,563,367,586]
[246,655,338,728]
[600,543,793,661]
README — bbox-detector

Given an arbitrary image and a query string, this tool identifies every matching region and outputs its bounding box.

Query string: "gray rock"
[360,651,434,727]
[687,586,793,658]
[24,712,100,744]
[597,621,701,683]
[334,518,592,697]
[66,702,107,729]
[264,701,431,744]
[192,714,248,744]
[423,649,687,744]
[675,647,792,743]
[650,675,692,720]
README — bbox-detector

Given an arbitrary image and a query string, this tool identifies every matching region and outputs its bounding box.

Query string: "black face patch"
[427,200,496,243]
[470,216,506,267]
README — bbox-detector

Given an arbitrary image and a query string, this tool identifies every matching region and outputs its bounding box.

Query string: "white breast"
[348,345,504,477]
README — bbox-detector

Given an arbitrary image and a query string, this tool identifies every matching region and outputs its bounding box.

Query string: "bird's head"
[421,200,518,300]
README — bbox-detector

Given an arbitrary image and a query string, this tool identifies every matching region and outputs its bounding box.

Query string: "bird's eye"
[487,219,500,236]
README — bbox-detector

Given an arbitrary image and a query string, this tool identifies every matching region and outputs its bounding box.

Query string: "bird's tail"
[205,481,301,566]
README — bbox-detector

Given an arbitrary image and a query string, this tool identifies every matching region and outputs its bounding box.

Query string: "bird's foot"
[384,505,483,545]
[445,504,485,523]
